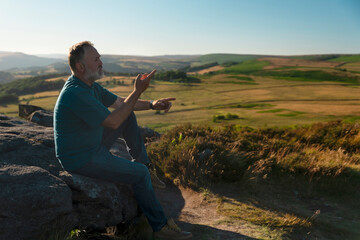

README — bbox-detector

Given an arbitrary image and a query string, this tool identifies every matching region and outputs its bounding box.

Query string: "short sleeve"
[65,88,111,128]
[95,83,117,107]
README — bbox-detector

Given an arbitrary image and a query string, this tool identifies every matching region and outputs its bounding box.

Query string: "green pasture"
[135,72,360,131]
[289,54,360,62]
[1,58,360,132]
[257,70,359,84]
[329,54,360,63]
[195,53,260,64]
[220,59,270,74]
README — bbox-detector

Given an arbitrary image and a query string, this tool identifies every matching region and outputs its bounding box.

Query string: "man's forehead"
[84,46,100,58]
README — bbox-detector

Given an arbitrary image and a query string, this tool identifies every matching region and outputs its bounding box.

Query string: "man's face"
[82,46,103,82]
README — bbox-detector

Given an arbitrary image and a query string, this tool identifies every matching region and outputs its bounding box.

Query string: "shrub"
[0,93,18,104]
[0,73,66,96]
[148,121,360,192]
[148,124,246,188]
[212,113,239,122]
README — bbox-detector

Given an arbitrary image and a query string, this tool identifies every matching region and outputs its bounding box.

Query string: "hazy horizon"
[2,51,360,60]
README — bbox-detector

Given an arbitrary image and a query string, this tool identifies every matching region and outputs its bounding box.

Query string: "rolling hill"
[1,52,359,84]
[0,51,63,71]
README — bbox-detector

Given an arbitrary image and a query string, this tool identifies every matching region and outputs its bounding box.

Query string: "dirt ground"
[155,184,279,240]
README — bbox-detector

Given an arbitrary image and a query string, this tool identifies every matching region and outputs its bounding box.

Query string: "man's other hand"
[152,97,176,113]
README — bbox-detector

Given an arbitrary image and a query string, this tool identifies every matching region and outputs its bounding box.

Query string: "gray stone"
[69,174,137,229]
[0,164,74,240]
[0,114,139,239]
[18,104,44,119]
[29,109,54,127]
[140,126,161,142]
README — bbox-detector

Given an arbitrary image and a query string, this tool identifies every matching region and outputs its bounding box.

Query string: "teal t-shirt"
[54,75,117,171]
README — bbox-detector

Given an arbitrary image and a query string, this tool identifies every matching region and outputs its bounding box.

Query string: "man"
[54,41,192,240]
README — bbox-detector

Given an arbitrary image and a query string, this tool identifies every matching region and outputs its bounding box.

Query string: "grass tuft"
[148,121,360,193]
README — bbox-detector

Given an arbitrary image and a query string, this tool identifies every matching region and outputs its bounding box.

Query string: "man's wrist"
[149,100,155,110]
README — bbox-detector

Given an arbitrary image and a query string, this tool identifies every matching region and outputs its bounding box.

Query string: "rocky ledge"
[0,110,158,240]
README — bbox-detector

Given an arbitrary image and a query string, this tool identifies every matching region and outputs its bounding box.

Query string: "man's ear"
[75,62,85,73]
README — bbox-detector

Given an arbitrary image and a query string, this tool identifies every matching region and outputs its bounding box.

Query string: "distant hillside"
[1,52,359,80]
[0,52,63,71]
[0,71,14,84]
[194,54,266,64]
[99,54,267,73]
[100,54,198,73]
[35,53,67,60]
[0,52,266,75]
[328,54,360,62]
[0,73,65,96]
[0,53,200,76]
[289,54,360,62]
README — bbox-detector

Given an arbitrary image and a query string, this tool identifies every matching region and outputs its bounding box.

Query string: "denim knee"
[128,111,137,124]
[139,164,150,180]
[134,164,151,188]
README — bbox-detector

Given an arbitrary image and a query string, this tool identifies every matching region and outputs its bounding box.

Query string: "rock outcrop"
[18,104,53,127]
[0,114,140,240]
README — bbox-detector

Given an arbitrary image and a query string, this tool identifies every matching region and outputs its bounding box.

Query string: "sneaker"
[149,167,166,189]
[154,219,192,240]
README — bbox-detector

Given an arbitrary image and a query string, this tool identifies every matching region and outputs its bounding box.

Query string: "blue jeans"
[72,112,167,232]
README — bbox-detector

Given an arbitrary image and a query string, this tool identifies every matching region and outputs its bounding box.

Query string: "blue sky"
[0,0,359,56]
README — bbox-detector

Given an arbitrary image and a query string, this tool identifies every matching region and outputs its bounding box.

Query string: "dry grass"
[45,76,67,82]
[4,72,358,131]
[188,65,224,75]
[343,62,360,72]
[0,104,19,116]
[21,90,60,99]
[147,121,360,239]
[216,196,311,228]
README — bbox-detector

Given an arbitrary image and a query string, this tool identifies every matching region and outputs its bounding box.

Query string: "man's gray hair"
[68,41,94,72]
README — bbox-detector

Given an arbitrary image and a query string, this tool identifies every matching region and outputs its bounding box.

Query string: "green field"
[1,57,360,133]
[195,53,261,64]
[329,54,360,63]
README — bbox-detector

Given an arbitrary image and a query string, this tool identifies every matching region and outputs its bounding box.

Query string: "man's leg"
[102,112,165,189]
[101,112,149,164]
[72,146,167,232]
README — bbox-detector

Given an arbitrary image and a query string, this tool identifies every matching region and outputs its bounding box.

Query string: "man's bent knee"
[134,164,151,186]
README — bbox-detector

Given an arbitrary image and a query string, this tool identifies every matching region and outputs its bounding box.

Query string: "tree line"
[0,73,66,104]
[153,70,200,83]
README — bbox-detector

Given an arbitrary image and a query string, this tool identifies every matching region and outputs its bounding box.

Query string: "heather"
[148,120,360,193]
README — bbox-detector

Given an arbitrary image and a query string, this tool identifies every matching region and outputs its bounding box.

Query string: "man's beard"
[84,66,104,82]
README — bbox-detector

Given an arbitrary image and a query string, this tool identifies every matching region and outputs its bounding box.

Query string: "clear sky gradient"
[1,0,359,56]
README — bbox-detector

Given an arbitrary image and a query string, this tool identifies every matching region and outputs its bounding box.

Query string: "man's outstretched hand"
[134,70,175,113]
[134,69,156,93]
[152,98,176,113]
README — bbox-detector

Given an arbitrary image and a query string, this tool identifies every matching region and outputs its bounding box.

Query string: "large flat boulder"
[0,114,139,239]
[0,164,74,240]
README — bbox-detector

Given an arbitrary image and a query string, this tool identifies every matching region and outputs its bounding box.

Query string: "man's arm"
[102,70,155,129]
[110,97,153,111]
[110,96,176,112]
